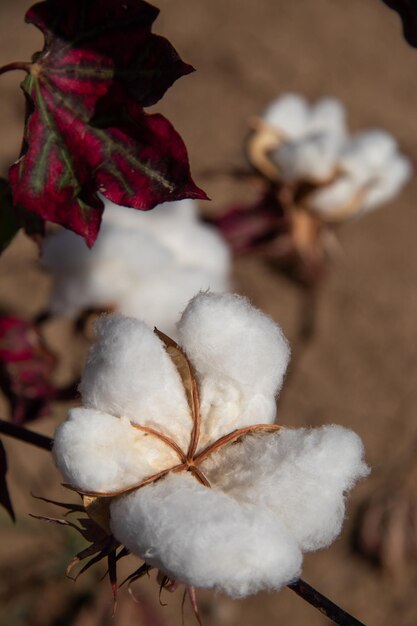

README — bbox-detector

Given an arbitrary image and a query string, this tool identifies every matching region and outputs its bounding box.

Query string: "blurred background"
[1,0,417,624]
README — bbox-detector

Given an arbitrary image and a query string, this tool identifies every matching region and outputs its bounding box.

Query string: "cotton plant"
[41,199,230,337]
[213,93,411,290]
[50,292,369,614]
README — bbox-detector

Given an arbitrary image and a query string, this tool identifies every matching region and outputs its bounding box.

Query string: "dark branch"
[288,578,366,626]
[0,419,53,451]
[0,418,367,625]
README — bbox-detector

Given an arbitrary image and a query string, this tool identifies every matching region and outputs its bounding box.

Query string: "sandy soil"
[1,1,417,625]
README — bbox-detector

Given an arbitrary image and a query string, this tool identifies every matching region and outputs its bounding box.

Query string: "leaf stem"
[0,419,53,451]
[288,578,366,626]
[0,62,31,77]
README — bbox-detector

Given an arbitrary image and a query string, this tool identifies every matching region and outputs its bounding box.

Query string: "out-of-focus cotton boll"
[309,130,412,218]
[110,472,303,597]
[53,292,368,597]
[177,292,290,448]
[261,94,347,184]
[42,199,230,336]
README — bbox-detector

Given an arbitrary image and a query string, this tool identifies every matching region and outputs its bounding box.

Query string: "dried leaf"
[120,562,151,588]
[9,0,206,246]
[83,495,112,534]
[154,328,200,456]
[382,0,417,46]
[154,329,196,417]
[0,440,15,522]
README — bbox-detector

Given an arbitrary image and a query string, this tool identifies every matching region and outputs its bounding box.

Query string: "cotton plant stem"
[0,417,368,626]
[0,62,30,76]
[0,419,53,451]
[288,578,366,626]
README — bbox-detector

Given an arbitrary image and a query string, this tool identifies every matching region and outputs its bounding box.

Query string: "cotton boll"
[110,472,302,597]
[273,134,341,184]
[178,293,290,448]
[53,408,180,493]
[202,425,369,552]
[262,94,309,138]
[79,315,192,449]
[43,198,230,330]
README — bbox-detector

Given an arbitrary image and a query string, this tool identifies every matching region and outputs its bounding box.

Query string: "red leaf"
[0,440,15,522]
[382,0,417,46]
[9,0,206,246]
[211,190,288,254]
[0,315,59,424]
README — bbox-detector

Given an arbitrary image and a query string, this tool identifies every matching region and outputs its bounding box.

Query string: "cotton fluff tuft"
[53,292,369,597]
[200,425,370,552]
[178,292,290,448]
[42,199,230,337]
[110,472,302,598]
[79,315,192,448]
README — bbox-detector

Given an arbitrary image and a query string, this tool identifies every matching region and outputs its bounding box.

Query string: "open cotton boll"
[201,425,369,552]
[178,292,290,448]
[110,472,302,597]
[53,408,180,493]
[53,291,369,600]
[262,93,309,138]
[79,315,192,449]
[43,199,230,331]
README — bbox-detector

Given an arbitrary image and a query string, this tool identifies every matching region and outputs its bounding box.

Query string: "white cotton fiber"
[201,425,369,552]
[119,267,227,333]
[273,134,341,183]
[308,129,411,218]
[53,408,180,493]
[41,199,230,335]
[177,293,290,448]
[307,98,346,138]
[110,471,302,597]
[261,94,346,184]
[79,315,192,449]
[262,94,309,138]
[307,176,358,218]
[360,154,412,212]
